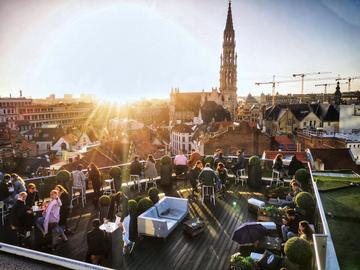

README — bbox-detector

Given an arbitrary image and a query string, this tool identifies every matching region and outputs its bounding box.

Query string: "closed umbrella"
[232,222,266,245]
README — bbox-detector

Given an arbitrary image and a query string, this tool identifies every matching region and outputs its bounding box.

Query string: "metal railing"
[308,162,340,270]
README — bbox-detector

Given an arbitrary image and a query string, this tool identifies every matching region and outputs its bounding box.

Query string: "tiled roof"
[62,134,78,144]
[263,150,308,163]
[309,148,359,173]
[172,124,193,133]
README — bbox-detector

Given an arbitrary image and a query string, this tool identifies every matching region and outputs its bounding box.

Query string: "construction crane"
[314,82,348,102]
[292,72,332,95]
[255,75,300,106]
[335,76,360,91]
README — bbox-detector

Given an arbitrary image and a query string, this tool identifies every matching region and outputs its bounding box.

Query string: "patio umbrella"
[232,222,267,245]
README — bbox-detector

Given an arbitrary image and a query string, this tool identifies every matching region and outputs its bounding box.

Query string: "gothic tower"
[219,1,237,119]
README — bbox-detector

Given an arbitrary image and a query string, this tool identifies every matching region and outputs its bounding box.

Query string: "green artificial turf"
[320,188,360,269]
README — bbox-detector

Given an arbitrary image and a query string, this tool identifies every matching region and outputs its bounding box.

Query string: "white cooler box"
[248,198,265,214]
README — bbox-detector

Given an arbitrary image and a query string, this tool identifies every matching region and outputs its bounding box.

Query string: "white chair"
[70,185,86,208]
[103,179,116,195]
[0,201,11,226]
[201,185,216,206]
[271,170,284,187]
[145,177,157,190]
[129,175,141,192]
[236,169,247,186]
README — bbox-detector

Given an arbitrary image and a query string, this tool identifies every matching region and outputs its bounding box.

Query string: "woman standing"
[55,185,70,233]
[216,162,228,196]
[88,163,102,206]
[144,155,158,185]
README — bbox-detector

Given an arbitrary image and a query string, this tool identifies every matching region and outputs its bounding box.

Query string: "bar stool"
[145,177,157,190]
[201,185,216,206]
[103,179,116,195]
[0,201,11,226]
[271,170,284,187]
[235,169,247,186]
[129,175,141,192]
[70,185,86,208]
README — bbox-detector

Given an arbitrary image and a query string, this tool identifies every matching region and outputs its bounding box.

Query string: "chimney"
[20,90,22,97]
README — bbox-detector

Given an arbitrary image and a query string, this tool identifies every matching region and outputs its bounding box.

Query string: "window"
[328,122,331,126]
[303,122,306,127]
[310,121,312,126]
[314,120,316,126]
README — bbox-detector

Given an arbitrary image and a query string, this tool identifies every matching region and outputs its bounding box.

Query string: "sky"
[0,0,360,103]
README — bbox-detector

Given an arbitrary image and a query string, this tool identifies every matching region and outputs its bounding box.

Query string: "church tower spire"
[219,1,237,119]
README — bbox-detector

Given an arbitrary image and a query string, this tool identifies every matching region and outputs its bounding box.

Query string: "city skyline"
[1,0,360,103]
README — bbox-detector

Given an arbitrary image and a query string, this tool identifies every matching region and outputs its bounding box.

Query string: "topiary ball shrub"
[295,168,310,189]
[109,167,121,178]
[284,237,312,266]
[203,156,214,168]
[294,192,315,210]
[230,252,255,270]
[160,155,172,166]
[148,187,160,204]
[248,156,261,166]
[127,200,138,215]
[137,197,154,215]
[99,195,111,206]
[56,170,71,183]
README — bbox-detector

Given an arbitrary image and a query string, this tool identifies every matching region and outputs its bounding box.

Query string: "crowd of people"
[0,149,317,267]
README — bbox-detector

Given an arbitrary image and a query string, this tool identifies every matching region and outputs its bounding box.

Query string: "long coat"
[145,161,158,179]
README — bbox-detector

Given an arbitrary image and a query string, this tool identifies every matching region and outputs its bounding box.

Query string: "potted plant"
[294,192,315,222]
[248,156,262,188]
[230,252,255,270]
[257,205,283,222]
[148,187,160,204]
[56,170,71,186]
[160,155,173,186]
[295,168,311,191]
[109,166,122,191]
[137,197,154,215]
[284,237,312,269]
[98,195,111,221]
[203,156,215,168]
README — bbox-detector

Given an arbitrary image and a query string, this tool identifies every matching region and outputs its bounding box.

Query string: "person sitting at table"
[25,183,39,208]
[216,162,228,196]
[87,219,108,265]
[11,173,26,201]
[232,149,245,175]
[188,160,203,197]
[174,150,188,175]
[277,181,303,207]
[36,190,67,242]
[55,185,70,234]
[298,220,314,243]
[187,149,201,168]
[107,191,128,222]
[273,154,286,180]
[0,174,12,203]
[130,156,142,177]
[281,209,301,241]
[214,152,226,168]
[10,191,33,238]
[198,163,221,191]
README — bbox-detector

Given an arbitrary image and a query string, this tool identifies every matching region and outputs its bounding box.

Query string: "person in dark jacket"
[281,209,302,241]
[287,155,304,177]
[273,154,285,180]
[55,185,70,233]
[88,163,102,206]
[10,192,33,236]
[129,156,142,177]
[87,219,108,265]
[216,162,228,195]
[107,191,128,222]
[0,174,12,202]
[188,161,203,197]
[214,152,226,168]
[25,183,39,208]
[232,149,245,174]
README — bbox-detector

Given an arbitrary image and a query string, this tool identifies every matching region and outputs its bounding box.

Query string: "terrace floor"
[1,181,268,270]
